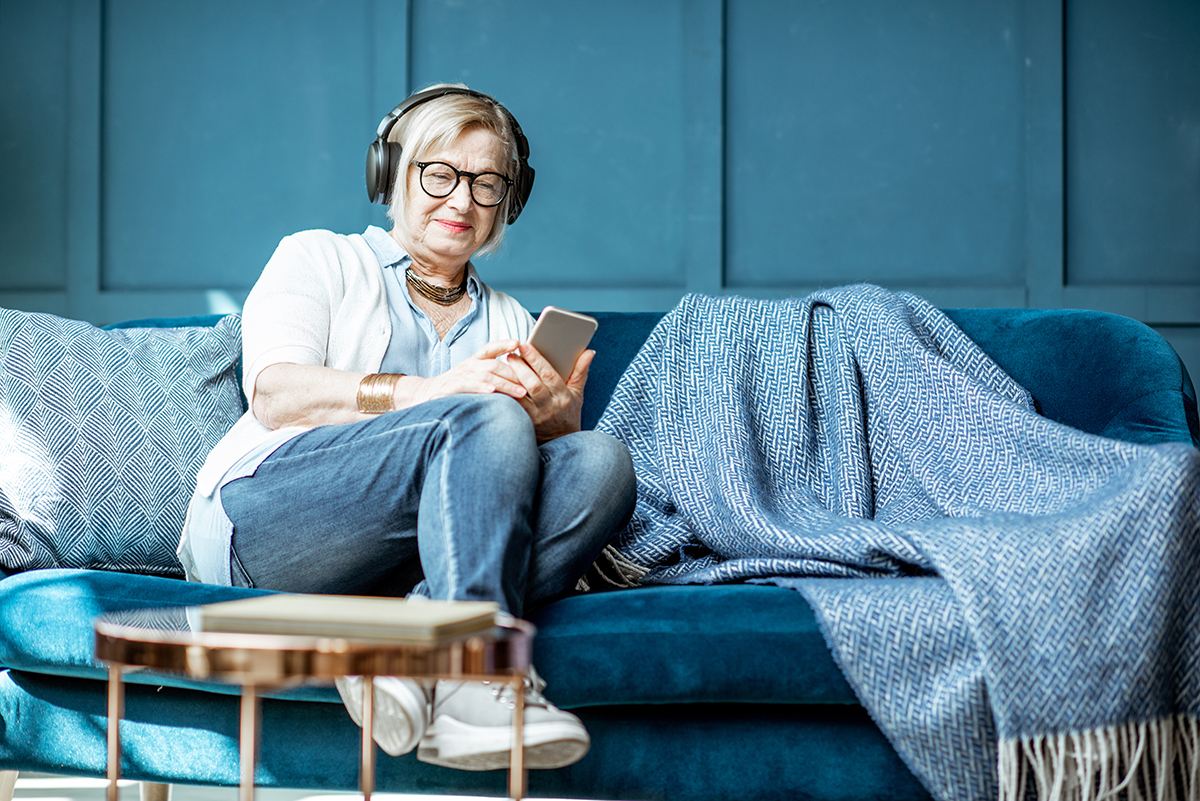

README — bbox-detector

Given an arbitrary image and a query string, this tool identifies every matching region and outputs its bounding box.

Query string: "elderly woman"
[177,85,636,771]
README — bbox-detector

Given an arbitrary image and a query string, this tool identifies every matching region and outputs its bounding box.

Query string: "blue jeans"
[221,394,635,617]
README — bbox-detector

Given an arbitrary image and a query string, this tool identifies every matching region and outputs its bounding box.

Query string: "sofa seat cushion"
[0,568,336,702]
[1,570,855,709]
[529,583,858,707]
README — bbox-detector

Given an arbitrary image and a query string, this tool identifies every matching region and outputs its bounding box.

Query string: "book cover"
[196,594,500,641]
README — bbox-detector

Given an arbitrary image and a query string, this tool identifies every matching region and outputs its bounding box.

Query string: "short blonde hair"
[386,84,520,256]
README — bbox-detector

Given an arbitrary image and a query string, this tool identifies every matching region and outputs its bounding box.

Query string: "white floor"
[9,774,587,801]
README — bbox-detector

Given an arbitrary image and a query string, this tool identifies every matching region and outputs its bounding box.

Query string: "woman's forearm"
[252,363,370,429]
[253,363,432,429]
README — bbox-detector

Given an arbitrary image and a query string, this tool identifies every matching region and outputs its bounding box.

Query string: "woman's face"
[399,126,507,271]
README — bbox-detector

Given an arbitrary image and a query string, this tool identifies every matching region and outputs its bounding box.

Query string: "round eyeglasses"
[412,161,512,207]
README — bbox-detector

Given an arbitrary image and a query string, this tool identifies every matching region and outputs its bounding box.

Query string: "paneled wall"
[2,0,1198,378]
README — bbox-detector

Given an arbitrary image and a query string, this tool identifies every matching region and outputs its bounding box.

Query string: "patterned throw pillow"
[0,309,244,576]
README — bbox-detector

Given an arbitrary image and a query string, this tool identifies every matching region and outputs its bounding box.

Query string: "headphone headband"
[365,87,534,225]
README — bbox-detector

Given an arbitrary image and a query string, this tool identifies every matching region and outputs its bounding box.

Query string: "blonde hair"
[386,84,520,256]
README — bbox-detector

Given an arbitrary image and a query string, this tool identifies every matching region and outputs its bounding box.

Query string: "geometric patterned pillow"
[0,309,244,577]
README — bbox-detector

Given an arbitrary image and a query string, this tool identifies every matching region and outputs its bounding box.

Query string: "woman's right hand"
[398,339,528,408]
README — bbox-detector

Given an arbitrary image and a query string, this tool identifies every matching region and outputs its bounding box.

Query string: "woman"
[178,85,636,770]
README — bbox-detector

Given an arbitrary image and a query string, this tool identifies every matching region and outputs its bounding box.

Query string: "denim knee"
[433,394,539,475]
[440,393,534,438]
[546,430,636,504]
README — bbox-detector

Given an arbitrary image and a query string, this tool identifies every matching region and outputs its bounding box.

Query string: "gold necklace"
[406,267,467,305]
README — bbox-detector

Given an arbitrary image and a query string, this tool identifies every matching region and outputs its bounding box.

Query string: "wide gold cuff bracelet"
[356,372,403,414]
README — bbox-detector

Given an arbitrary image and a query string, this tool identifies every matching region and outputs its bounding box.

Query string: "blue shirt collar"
[362,225,482,295]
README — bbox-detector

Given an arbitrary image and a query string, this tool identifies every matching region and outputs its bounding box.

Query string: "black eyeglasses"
[412,161,512,207]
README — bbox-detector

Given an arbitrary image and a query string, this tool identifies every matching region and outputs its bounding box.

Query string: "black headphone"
[365,87,535,225]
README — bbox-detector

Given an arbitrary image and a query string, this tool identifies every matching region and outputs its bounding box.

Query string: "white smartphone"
[526,306,599,379]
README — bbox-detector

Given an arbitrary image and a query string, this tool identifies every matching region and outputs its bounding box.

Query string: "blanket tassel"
[999,714,1200,801]
[574,545,650,592]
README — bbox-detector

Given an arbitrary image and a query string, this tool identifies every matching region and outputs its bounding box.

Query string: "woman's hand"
[398,339,528,407]
[506,343,592,442]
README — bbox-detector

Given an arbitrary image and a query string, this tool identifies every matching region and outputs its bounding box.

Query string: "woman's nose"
[446,178,475,209]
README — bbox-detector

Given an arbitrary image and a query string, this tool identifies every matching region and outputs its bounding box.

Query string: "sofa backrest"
[582,308,1200,448]
[112,307,1199,449]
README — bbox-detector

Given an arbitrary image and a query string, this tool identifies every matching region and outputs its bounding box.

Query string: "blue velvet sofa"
[1,306,1197,801]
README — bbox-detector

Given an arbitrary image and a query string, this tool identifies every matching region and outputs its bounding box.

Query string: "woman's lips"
[436,219,472,233]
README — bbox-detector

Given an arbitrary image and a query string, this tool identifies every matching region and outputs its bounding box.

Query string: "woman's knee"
[434,394,539,477]
[441,393,534,439]
[546,430,636,497]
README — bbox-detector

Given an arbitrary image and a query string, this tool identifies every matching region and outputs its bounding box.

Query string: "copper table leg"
[107,664,125,801]
[239,686,259,801]
[360,677,375,801]
[508,673,525,801]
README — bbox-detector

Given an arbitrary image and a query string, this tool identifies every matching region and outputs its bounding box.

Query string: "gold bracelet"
[356,372,404,414]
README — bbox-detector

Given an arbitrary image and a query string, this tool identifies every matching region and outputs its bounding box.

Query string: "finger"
[566,349,594,393]
[506,352,553,401]
[516,343,565,386]
[474,365,528,398]
[439,365,526,399]
[477,353,523,386]
[458,377,527,400]
[473,339,520,360]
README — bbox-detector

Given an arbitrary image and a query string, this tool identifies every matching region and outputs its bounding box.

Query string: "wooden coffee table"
[94,606,535,801]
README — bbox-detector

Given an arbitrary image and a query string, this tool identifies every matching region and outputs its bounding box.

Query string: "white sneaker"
[335,675,430,756]
[417,671,589,771]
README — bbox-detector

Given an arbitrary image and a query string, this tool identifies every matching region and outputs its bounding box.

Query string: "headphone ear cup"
[507,164,535,225]
[365,140,403,204]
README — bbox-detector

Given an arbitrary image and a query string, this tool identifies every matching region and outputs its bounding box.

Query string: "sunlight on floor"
[11,775,591,801]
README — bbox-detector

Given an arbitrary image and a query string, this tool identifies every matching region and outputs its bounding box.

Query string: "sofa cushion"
[529,583,858,707]
[0,310,244,576]
[0,669,928,799]
[581,311,665,430]
[0,567,337,701]
[0,569,854,708]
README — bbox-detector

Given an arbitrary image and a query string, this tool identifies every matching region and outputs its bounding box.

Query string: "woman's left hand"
[507,343,593,441]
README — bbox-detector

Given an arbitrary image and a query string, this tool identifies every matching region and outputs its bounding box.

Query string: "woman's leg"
[416,429,634,771]
[524,429,637,608]
[221,394,540,613]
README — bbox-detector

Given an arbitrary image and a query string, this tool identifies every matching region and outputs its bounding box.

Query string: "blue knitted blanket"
[596,286,1200,801]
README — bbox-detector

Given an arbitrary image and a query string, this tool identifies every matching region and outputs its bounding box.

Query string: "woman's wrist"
[389,374,432,410]
[356,372,405,414]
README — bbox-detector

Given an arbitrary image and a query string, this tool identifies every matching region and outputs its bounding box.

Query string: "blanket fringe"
[999,715,1200,801]
[574,545,650,592]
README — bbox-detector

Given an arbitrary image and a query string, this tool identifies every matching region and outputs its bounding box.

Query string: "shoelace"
[479,675,550,711]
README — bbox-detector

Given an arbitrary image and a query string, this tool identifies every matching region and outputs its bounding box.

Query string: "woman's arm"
[252,340,531,430]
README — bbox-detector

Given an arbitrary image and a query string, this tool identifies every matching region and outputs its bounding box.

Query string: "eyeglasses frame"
[411,161,513,208]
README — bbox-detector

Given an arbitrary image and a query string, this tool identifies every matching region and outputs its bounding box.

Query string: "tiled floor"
[8,774,564,801]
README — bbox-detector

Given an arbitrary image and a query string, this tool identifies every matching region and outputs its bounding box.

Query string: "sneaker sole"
[417,716,590,771]
[336,677,427,757]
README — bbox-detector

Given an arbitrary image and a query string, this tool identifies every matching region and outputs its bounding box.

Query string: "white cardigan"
[191,227,534,500]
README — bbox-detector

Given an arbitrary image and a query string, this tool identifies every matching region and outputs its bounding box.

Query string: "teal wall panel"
[410,0,691,293]
[0,0,1196,379]
[0,0,71,292]
[100,0,387,291]
[1065,0,1200,287]
[726,0,1027,290]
